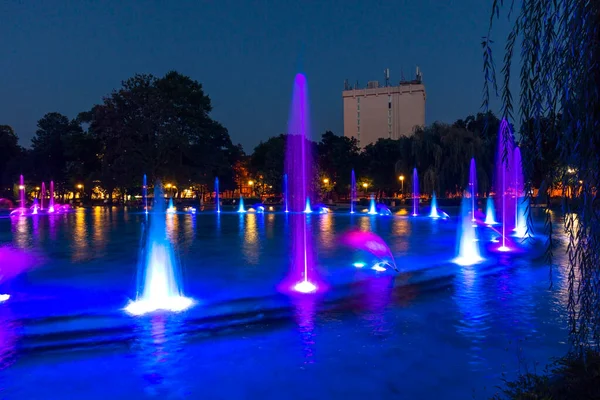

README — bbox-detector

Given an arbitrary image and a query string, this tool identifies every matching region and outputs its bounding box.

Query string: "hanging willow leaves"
[485,0,600,355]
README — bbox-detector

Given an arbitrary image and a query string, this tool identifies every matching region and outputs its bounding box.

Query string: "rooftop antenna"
[400,68,405,82]
[355,80,359,89]
[384,68,390,87]
[344,79,350,90]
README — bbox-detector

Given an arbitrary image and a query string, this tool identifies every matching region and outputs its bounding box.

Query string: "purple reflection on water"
[291,293,317,364]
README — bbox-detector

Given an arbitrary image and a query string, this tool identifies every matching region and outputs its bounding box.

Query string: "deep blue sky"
[0,0,512,152]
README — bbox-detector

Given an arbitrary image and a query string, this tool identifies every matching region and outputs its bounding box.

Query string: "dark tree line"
[1,71,243,202]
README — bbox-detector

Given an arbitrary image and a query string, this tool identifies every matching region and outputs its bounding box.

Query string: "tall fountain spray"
[283,174,289,213]
[215,177,221,213]
[485,197,497,225]
[350,169,356,214]
[18,175,25,215]
[495,119,517,250]
[430,192,439,218]
[125,182,193,315]
[453,193,483,266]
[237,196,246,213]
[469,158,477,221]
[512,147,529,238]
[304,197,312,214]
[412,168,419,216]
[284,73,318,294]
[40,182,46,210]
[49,181,55,213]
[143,174,148,215]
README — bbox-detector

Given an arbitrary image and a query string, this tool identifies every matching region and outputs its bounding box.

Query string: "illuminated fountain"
[304,197,312,214]
[48,181,55,213]
[283,173,289,212]
[430,192,439,218]
[40,182,45,211]
[495,119,518,251]
[512,148,531,238]
[215,177,221,213]
[19,175,25,215]
[31,198,39,215]
[283,73,319,294]
[125,182,193,315]
[453,194,484,266]
[350,169,356,214]
[485,197,497,225]
[412,168,419,216]
[368,195,378,215]
[166,198,175,214]
[469,158,477,221]
[237,196,246,213]
[142,175,148,214]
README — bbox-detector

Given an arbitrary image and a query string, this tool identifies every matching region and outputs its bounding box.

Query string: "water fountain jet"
[215,177,221,213]
[453,194,484,266]
[237,196,246,213]
[430,192,439,218]
[412,168,419,216]
[125,182,193,315]
[350,169,356,214]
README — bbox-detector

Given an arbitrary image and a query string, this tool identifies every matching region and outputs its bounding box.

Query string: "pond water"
[0,207,569,399]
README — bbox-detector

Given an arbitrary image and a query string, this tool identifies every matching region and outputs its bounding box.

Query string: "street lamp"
[399,175,405,194]
[323,178,329,184]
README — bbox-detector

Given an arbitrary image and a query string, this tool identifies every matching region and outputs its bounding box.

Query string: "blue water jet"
[430,192,439,218]
[125,182,193,315]
[237,196,246,213]
[485,197,497,225]
[453,193,484,266]
[368,195,378,215]
[215,177,220,213]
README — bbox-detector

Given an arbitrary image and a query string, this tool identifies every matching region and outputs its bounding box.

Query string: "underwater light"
[124,296,193,316]
[293,280,317,293]
[0,294,10,302]
[498,245,511,252]
[352,262,366,268]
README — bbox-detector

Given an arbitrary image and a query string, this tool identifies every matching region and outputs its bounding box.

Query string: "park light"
[19,185,24,190]
[166,183,172,189]
[35,186,40,190]
[248,180,254,186]
[399,175,404,181]
[362,183,368,188]
[77,184,83,189]
[323,178,329,184]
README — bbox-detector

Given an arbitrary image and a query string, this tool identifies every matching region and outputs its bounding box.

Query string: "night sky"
[0,0,512,152]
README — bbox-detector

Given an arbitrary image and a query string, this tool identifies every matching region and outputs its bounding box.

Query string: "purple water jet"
[412,168,419,216]
[283,73,319,294]
[350,169,356,214]
[48,181,55,213]
[18,175,25,215]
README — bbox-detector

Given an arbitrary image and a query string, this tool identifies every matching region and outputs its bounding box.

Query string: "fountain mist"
[284,73,318,294]
[453,194,483,266]
[412,168,419,216]
[125,182,192,315]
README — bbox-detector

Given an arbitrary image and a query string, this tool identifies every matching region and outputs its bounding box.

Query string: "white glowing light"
[353,262,366,268]
[293,281,317,293]
[0,294,10,302]
[372,263,387,272]
[166,207,176,214]
[124,296,193,316]
[498,245,511,252]
[452,255,484,266]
